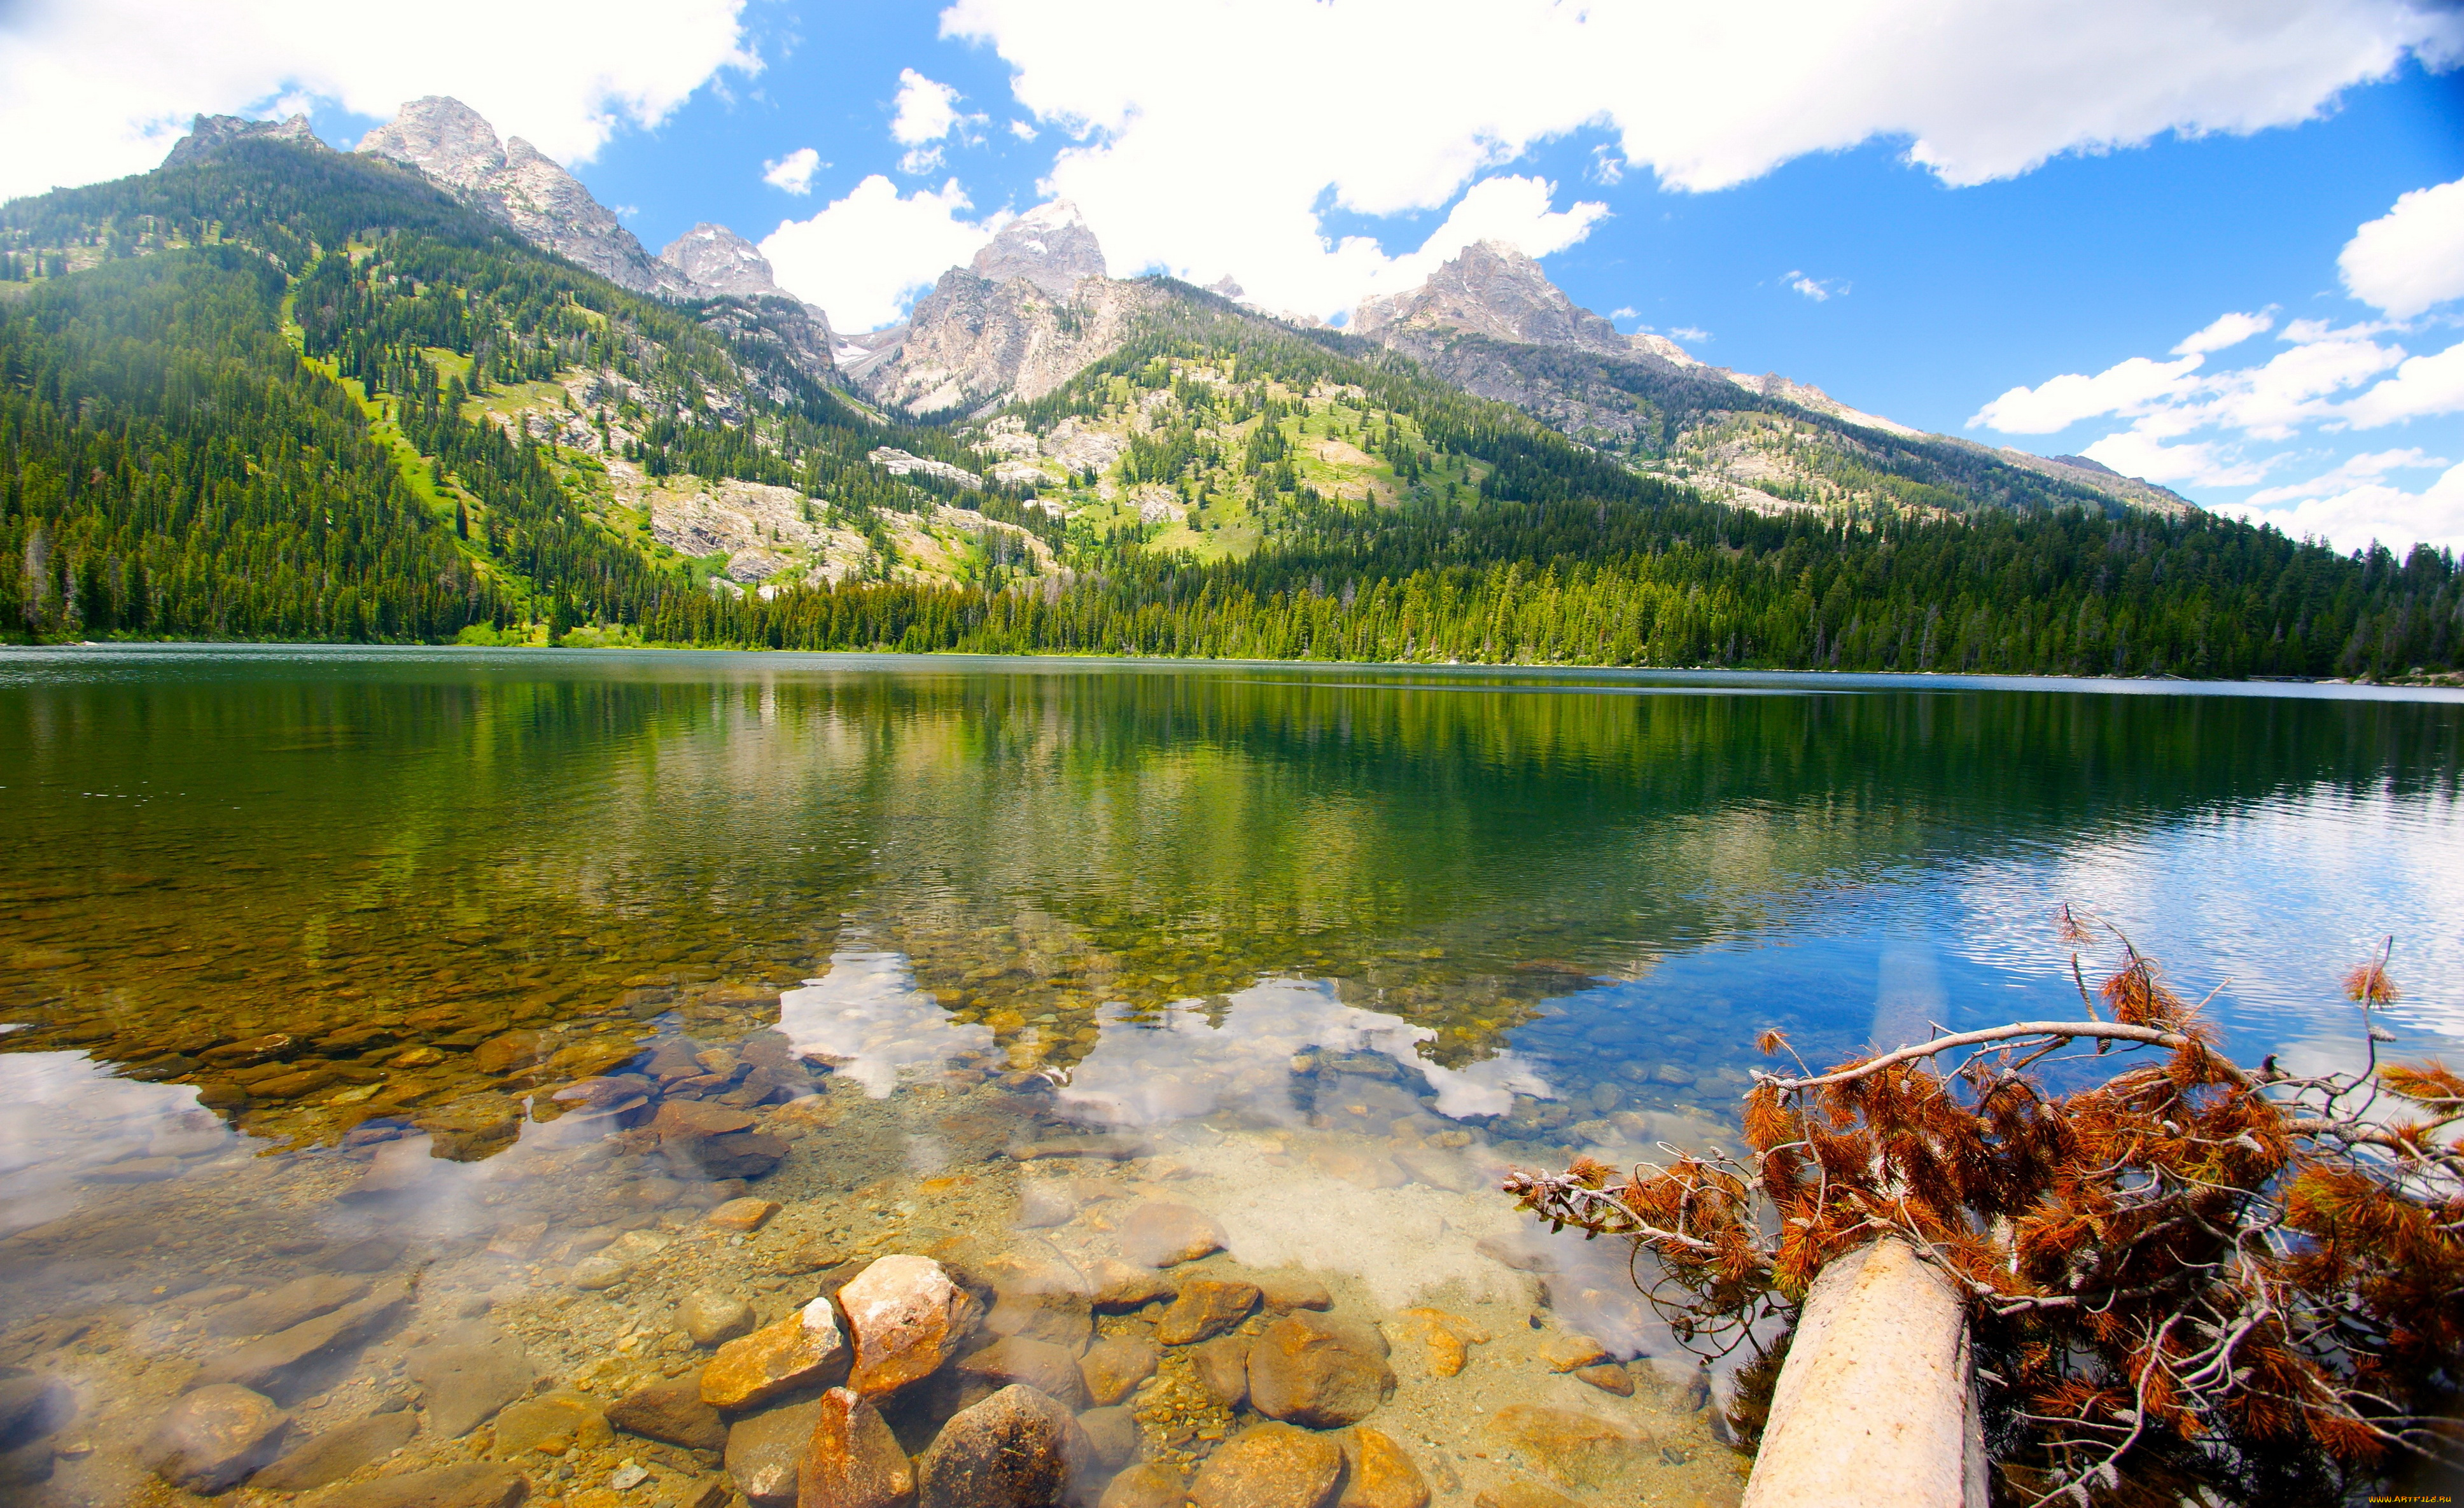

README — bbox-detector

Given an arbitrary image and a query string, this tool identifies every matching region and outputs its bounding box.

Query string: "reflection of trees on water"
[1,655,2456,1129]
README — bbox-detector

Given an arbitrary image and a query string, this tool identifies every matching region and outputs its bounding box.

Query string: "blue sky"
[3,0,2461,549]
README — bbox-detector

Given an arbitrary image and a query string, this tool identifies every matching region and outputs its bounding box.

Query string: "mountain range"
[0,99,2451,679]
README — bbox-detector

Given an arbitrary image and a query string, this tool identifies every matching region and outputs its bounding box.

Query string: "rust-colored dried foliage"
[1504,918,2464,1505]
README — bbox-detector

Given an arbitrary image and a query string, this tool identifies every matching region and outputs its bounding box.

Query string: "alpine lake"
[3,646,2460,1508]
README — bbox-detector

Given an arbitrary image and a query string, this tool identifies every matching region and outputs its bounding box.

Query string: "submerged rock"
[1116,1204,1224,1267]
[703,1296,852,1411]
[1336,1428,1429,1508]
[1571,1363,1633,1397]
[251,1411,419,1491]
[1075,1404,1139,1469]
[680,1289,760,1348]
[193,1279,410,1399]
[841,1255,979,1400]
[1156,1278,1258,1345]
[1483,1405,1655,1488]
[727,1396,825,1507]
[608,1372,728,1452]
[1100,1462,1186,1508]
[914,1385,1088,1508]
[490,1392,610,1458]
[1077,1336,1159,1406]
[956,1336,1088,1409]
[405,1329,532,1438]
[797,1386,913,1508]
[146,1383,290,1492]
[1191,1335,1252,1409]
[303,1460,531,1507]
[1254,1274,1333,1314]
[208,1274,372,1337]
[1086,1259,1172,1312]
[1189,1421,1342,1508]
[1247,1315,1393,1428]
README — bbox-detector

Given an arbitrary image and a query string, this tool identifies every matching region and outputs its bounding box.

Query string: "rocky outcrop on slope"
[1973,445,2197,517]
[160,114,326,171]
[358,97,690,300]
[971,202,1107,299]
[694,295,841,390]
[661,223,785,300]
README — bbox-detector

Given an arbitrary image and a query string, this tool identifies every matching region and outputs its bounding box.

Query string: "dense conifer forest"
[4,140,2458,677]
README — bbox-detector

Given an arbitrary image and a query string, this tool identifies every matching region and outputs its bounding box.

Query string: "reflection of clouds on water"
[777,951,997,1098]
[1055,975,1552,1127]
[0,1051,240,1235]
[1946,785,2464,1049]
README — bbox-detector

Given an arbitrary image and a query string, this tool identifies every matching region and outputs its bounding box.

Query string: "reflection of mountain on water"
[2,652,2457,1155]
[777,951,995,1097]
[1053,977,1552,1126]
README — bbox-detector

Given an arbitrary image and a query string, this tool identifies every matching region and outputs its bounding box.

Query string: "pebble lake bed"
[4,648,2461,1508]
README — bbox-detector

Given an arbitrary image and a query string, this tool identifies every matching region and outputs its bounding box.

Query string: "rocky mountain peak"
[357,97,689,301]
[1352,240,1638,359]
[355,96,506,192]
[161,113,325,171]
[661,223,784,300]
[970,200,1107,300]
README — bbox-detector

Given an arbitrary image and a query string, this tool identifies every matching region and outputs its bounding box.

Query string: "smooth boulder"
[608,1372,729,1452]
[1247,1314,1392,1428]
[1189,1421,1342,1508]
[914,1385,1089,1508]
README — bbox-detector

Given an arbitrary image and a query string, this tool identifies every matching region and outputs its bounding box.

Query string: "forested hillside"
[3,141,2458,677]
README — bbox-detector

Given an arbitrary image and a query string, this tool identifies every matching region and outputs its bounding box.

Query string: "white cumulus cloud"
[2341,339,2464,428]
[1787,270,1842,301]
[762,146,823,195]
[939,0,2461,318]
[760,174,999,331]
[2219,461,2464,554]
[1970,351,2204,434]
[2339,176,2464,319]
[0,0,756,201]
[892,68,966,146]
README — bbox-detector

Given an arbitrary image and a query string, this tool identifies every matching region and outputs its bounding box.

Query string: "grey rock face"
[358,97,689,300]
[1352,241,1633,358]
[162,113,325,171]
[970,202,1107,300]
[860,270,1163,419]
[662,223,783,299]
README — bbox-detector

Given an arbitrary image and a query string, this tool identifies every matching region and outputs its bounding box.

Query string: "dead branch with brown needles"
[1502,907,2464,1507]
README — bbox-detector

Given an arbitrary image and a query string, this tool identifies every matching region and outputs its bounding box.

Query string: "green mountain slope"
[2,144,2458,678]
[1,139,1060,642]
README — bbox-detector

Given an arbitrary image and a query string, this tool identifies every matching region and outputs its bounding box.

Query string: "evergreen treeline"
[632,502,2461,679]
[1,248,496,640]
[3,141,2458,677]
